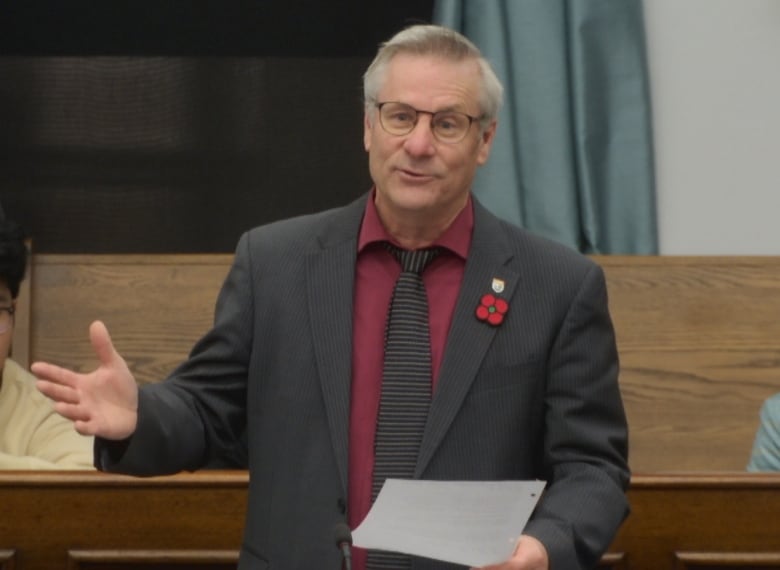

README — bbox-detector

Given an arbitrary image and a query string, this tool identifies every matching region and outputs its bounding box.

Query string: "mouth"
[397,167,434,181]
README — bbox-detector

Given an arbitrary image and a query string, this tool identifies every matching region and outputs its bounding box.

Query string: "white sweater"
[0,359,94,469]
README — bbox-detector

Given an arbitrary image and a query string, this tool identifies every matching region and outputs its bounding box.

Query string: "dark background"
[0,1,435,253]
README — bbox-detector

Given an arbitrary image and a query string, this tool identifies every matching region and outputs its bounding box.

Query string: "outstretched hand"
[32,320,139,440]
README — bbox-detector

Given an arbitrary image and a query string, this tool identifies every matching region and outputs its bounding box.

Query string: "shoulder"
[761,393,780,420]
[2,359,37,390]
[1,359,49,407]
[475,201,601,285]
[476,199,595,261]
[238,194,367,257]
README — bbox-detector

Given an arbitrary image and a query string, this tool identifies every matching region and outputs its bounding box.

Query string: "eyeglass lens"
[379,102,473,143]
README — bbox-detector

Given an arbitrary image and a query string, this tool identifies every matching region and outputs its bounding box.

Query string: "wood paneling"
[25,254,780,472]
[0,471,246,570]
[594,256,780,472]
[608,474,780,570]
[29,254,233,384]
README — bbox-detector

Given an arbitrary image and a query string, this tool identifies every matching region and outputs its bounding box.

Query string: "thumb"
[89,320,118,366]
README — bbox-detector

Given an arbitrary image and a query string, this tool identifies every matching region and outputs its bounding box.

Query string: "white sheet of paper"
[352,478,546,567]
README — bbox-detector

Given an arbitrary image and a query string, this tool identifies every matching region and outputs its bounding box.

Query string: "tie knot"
[385,243,440,274]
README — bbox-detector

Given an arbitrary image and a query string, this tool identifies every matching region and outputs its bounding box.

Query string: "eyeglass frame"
[0,305,15,335]
[374,101,484,144]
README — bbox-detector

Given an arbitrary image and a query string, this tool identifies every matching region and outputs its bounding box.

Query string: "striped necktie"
[367,244,440,569]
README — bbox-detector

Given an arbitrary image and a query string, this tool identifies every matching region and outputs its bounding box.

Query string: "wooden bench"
[19,253,780,472]
[1,472,779,570]
[26,253,233,386]
[596,256,780,472]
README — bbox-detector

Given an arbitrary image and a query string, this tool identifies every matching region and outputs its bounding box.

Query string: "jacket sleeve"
[522,263,630,569]
[96,233,255,475]
[747,395,780,472]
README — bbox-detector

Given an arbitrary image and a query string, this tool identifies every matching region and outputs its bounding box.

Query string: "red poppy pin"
[476,293,509,326]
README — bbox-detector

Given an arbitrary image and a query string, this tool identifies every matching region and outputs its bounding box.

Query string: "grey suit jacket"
[98,194,630,570]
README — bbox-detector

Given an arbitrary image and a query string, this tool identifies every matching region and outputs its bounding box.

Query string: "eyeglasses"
[375,101,482,144]
[0,306,14,335]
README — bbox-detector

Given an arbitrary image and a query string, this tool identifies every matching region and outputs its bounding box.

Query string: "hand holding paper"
[352,479,546,567]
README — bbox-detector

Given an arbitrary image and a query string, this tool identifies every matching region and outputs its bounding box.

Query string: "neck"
[376,197,468,250]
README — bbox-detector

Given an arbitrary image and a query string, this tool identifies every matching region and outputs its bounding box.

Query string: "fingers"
[36,378,80,404]
[53,401,91,424]
[31,320,117,382]
[90,320,118,366]
[31,361,80,389]
[73,419,99,436]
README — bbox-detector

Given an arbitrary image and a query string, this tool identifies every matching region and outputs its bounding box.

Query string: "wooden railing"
[1,472,780,570]
[0,471,246,570]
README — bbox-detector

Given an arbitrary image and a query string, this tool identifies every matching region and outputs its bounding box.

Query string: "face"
[0,284,13,372]
[364,53,497,232]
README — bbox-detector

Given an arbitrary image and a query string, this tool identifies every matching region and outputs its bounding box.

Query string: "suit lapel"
[306,196,366,496]
[417,202,520,476]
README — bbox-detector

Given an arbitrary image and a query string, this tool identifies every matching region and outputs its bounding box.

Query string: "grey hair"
[363,24,504,130]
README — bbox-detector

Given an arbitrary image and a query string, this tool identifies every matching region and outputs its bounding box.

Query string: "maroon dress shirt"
[348,192,473,568]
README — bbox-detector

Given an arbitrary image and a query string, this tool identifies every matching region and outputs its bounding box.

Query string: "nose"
[402,115,437,157]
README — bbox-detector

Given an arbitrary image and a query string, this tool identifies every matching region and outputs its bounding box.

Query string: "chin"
[388,186,440,211]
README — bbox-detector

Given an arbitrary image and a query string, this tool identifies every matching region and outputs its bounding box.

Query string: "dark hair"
[0,219,28,299]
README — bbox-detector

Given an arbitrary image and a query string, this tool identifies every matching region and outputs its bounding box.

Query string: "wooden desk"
[2,472,780,570]
[608,473,780,570]
[0,471,246,570]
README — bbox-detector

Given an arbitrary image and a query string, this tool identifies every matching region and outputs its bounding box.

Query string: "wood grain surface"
[594,256,780,472]
[1,472,779,570]
[21,254,780,472]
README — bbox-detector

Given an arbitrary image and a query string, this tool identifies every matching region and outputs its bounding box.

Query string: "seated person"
[0,218,94,469]
[747,392,780,471]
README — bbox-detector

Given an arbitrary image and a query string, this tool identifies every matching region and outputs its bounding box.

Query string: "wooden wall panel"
[29,254,233,385]
[594,256,780,472]
[25,254,780,472]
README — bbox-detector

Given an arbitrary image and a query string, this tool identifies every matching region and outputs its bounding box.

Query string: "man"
[0,218,94,469]
[34,25,629,569]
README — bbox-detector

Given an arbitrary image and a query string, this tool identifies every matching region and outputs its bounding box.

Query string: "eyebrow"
[396,102,472,116]
[388,100,461,110]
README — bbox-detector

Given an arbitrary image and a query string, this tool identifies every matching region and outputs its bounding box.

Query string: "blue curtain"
[434,0,657,254]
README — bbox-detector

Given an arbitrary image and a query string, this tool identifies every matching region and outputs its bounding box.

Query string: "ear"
[363,111,373,152]
[476,120,498,166]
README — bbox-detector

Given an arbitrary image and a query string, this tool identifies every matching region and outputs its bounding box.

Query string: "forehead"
[380,53,482,111]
